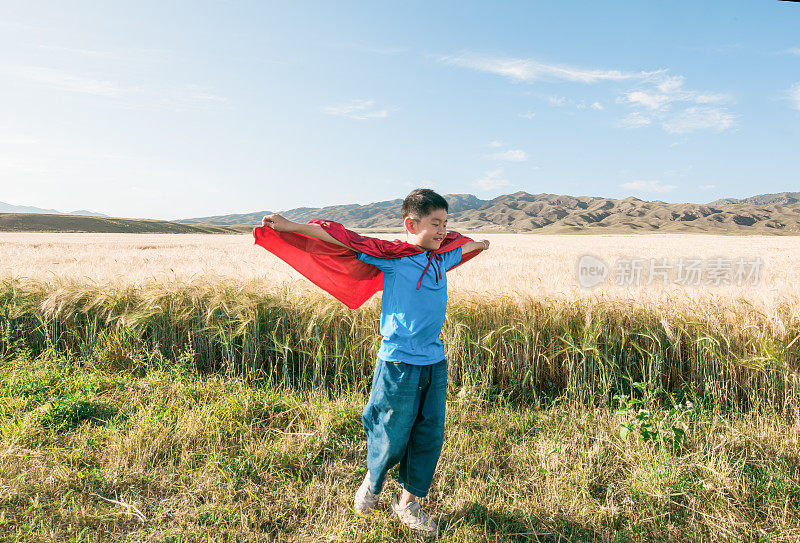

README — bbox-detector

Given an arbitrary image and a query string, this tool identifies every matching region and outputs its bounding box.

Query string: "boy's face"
[404,208,448,251]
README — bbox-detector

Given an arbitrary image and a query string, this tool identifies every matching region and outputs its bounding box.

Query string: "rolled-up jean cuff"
[399,481,429,498]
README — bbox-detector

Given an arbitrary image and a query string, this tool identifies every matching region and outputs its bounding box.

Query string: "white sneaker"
[390,491,439,538]
[354,471,380,514]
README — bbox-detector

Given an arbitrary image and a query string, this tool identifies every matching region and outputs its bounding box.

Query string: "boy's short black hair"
[401,189,448,220]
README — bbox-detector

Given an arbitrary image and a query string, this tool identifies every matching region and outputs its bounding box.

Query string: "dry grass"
[2,354,800,542]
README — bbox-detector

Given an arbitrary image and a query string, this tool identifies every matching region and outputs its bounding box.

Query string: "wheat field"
[2,231,797,307]
[2,230,797,405]
[2,231,798,339]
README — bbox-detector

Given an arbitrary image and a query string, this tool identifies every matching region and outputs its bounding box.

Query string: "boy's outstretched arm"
[262,214,354,250]
[460,239,490,254]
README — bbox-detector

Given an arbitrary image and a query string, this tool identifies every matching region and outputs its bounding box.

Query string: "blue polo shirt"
[355,247,463,365]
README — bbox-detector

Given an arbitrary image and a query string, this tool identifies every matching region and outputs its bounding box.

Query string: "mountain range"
[2,191,799,234]
[708,192,799,206]
[0,201,107,217]
[175,191,800,234]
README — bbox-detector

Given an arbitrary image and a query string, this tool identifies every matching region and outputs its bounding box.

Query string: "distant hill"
[68,209,107,217]
[5,191,800,234]
[708,192,800,206]
[0,213,250,234]
[0,201,107,217]
[176,191,800,234]
[449,192,800,234]
[175,194,488,227]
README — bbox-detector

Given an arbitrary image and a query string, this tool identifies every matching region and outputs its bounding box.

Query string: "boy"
[258,189,489,538]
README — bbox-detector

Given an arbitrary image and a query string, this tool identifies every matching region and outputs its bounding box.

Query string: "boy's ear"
[403,216,418,234]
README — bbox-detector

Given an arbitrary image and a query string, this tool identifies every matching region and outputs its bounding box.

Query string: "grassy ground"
[0,214,253,234]
[2,352,800,542]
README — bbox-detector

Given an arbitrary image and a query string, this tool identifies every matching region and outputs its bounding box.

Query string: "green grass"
[2,352,800,542]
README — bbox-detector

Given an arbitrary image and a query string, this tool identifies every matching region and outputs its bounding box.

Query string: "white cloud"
[518,111,535,119]
[487,149,528,162]
[17,42,186,65]
[788,82,800,110]
[694,93,731,104]
[488,140,503,148]
[27,43,124,60]
[438,53,661,83]
[625,90,672,110]
[617,74,735,134]
[577,100,605,110]
[662,107,735,134]
[0,64,121,96]
[438,52,735,135]
[0,63,229,110]
[183,89,228,104]
[698,184,716,191]
[618,112,652,128]
[322,99,391,120]
[780,48,800,56]
[0,21,52,32]
[0,128,42,145]
[152,84,229,110]
[656,75,684,94]
[620,76,733,112]
[473,168,513,191]
[620,180,677,193]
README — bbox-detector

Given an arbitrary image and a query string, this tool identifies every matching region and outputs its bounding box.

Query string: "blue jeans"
[362,358,447,497]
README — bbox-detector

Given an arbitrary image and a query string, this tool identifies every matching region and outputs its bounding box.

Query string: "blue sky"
[0,1,798,220]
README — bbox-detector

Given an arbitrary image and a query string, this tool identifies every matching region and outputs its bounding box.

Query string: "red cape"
[252,219,480,309]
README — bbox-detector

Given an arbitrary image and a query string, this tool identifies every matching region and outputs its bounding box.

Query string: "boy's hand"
[461,239,490,254]
[262,214,294,232]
